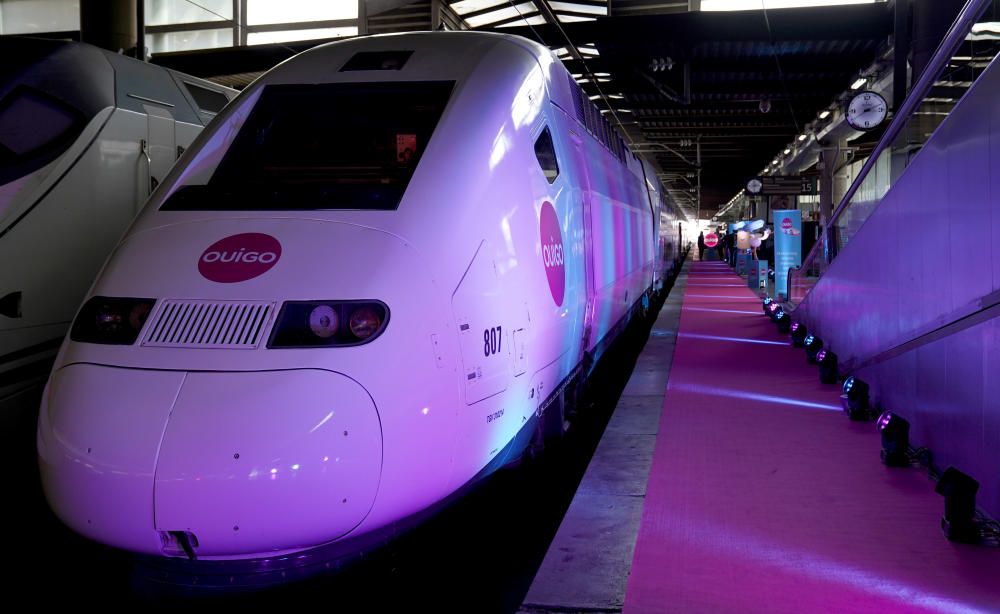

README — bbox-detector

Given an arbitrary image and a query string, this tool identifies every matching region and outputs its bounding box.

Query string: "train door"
[139,105,176,212]
[567,131,596,358]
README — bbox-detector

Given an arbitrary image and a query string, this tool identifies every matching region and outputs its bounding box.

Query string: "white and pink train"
[38,32,688,562]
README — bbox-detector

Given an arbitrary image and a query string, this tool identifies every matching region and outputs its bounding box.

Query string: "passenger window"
[533,127,559,183]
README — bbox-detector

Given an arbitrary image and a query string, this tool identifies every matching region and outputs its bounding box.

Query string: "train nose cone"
[38,365,187,555]
[38,367,382,558]
[152,370,382,558]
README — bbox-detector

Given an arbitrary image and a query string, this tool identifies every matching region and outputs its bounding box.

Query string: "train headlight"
[348,307,382,340]
[269,300,389,348]
[308,305,339,338]
[70,296,155,345]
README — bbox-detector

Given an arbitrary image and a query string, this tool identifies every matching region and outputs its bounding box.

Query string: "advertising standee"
[772,210,802,299]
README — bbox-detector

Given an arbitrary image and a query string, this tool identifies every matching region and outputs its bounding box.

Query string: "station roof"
[152,1,895,218]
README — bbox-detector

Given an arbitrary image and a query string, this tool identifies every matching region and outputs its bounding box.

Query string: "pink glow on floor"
[623,261,1000,614]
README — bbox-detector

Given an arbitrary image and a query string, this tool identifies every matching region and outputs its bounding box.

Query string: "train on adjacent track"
[36,32,689,563]
[0,37,235,391]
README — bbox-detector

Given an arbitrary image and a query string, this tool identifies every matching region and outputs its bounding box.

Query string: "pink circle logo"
[198,233,282,283]
[781,217,792,230]
[539,201,565,306]
[704,232,718,248]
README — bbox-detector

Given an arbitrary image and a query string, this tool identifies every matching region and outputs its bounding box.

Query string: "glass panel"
[144,0,231,26]
[246,0,357,25]
[162,81,454,212]
[0,86,83,185]
[788,1,1000,308]
[145,28,234,53]
[247,26,357,46]
[0,0,80,34]
[534,127,559,183]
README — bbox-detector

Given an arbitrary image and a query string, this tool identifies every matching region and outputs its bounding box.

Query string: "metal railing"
[788,0,997,305]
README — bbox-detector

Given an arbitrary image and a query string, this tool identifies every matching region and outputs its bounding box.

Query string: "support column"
[80,0,138,56]
[819,140,848,263]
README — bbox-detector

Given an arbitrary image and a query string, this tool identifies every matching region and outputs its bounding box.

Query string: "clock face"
[846,91,887,131]
[747,178,762,194]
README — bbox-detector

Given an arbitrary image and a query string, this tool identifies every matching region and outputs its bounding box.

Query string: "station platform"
[523,259,1000,614]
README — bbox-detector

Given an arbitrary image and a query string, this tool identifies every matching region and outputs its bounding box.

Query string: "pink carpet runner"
[623,260,1000,614]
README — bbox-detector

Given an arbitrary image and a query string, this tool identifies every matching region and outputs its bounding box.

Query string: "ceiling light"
[819,110,831,119]
[798,134,808,142]
[783,148,791,155]
[851,77,867,90]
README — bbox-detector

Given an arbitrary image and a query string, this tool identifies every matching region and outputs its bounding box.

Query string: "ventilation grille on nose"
[142,300,275,349]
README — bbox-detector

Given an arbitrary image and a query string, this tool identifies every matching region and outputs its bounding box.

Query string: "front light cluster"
[70,296,155,345]
[268,300,389,348]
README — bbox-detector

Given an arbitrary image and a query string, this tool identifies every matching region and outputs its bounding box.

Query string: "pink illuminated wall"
[796,52,1000,518]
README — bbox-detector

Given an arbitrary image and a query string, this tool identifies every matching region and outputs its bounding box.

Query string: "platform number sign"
[484,326,502,357]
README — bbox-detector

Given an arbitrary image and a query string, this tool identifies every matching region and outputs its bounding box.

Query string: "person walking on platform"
[716,230,726,261]
[697,231,706,260]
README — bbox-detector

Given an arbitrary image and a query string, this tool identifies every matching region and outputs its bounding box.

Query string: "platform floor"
[623,261,1000,614]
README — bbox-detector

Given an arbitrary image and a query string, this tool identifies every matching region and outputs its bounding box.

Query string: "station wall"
[796,51,1000,518]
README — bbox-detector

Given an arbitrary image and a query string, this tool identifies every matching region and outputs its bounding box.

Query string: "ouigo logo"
[198,233,282,283]
[539,201,565,306]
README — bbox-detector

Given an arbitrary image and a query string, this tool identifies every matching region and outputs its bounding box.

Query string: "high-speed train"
[0,37,235,389]
[38,31,687,563]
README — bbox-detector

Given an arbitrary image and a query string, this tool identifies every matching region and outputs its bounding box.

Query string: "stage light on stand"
[790,322,808,346]
[840,376,870,420]
[776,311,791,333]
[804,334,823,363]
[767,302,781,320]
[935,467,981,544]
[762,296,773,315]
[876,411,910,467]
[816,349,838,384]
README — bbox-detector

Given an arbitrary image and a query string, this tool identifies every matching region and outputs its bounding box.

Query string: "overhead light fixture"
[819,110,831,119]
[798,134,808,142]
[935,467,981,543]
[608,94,625,99]
[815,348,838,383]
[876,411,910,467]
[840,375,870,420]
[851,77,867,90]
[804,334,822,363]
[790,321,808,346]
[783,148,791,155]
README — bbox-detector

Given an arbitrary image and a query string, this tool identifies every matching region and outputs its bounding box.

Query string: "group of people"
[698,226,774,264]
[697,228,734,262]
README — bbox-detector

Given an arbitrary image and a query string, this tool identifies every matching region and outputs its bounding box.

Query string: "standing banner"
[772,209,802,299]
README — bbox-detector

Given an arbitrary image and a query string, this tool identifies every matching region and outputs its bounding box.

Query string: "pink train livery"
[38,31,688,563]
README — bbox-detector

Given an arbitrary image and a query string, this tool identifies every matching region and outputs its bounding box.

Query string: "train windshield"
[162,81,454,211]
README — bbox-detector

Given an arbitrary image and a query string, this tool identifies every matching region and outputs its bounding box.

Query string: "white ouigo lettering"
[542,242,564,268]
[202,250,278,264]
